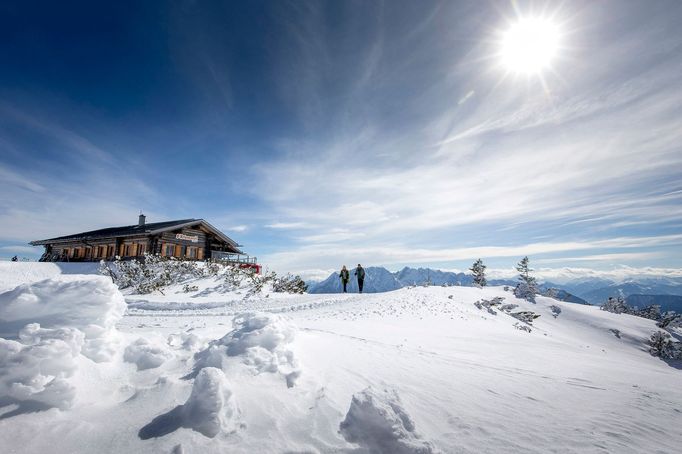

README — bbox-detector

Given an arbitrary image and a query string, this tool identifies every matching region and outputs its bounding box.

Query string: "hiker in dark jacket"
[339,265,350,293]
[354,264,365,293]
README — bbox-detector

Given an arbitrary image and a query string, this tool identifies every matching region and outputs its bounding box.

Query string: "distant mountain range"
[625,294,682,313]
[307,267,682,308]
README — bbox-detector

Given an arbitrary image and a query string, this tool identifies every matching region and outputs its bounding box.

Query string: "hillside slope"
[1,273,680,453]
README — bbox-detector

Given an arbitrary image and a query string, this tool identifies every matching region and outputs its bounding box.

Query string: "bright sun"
[500,17,560,75]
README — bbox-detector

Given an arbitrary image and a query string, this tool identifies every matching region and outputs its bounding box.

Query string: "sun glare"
[500,17,560,75]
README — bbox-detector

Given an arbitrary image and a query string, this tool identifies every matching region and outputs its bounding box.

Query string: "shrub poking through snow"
[657,313,682,334]
[514,323,532,333]
[190,312,301,387]
[649,331,682,360]
[543,287,559,298]
[182,284,199,293]
[600,296,633,315]
[101,254,306,296]
[473,297,505,314]
[272,273,308,294]
[510,311,541,325]
[549,305,562,318]
[499,303,519,313]
[634,305,662,321]
[339,387,440,454]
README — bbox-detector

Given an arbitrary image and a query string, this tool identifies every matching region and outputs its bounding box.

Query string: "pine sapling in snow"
[469,258,487,287]
[514,256,537,302]
[649,331,682,360]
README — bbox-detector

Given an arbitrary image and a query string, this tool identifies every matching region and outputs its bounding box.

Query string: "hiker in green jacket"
[340,265,350,293]
[354,264,365,293]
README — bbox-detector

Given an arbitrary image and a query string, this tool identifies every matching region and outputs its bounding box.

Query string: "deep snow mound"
[340,387,440,454]
[0,276,126,362]
[124,337,173,371]
[0,262,100,292]
[182,367,238,437]
[0,323,83,410]
[190,312,301,387]
[139,367,238,439]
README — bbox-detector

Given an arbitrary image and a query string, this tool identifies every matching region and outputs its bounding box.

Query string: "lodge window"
[73,249,80,259]
[165,244,175,257]
[189,247,197,258]
[137,244,145,256]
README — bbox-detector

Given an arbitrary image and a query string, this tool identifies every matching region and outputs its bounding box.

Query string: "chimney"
[138,213,146,226]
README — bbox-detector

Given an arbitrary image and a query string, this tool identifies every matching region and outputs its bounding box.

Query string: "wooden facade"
[30,215,253,264]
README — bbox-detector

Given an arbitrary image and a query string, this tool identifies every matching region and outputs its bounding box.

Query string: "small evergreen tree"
[469,259,487,287]
[514,256,537,301]
[600,296,633,315]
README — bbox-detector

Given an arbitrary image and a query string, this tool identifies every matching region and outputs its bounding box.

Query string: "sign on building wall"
[175,233,199,243]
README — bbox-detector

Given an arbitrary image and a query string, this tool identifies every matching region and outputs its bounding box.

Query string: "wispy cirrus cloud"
[244,2,682,274]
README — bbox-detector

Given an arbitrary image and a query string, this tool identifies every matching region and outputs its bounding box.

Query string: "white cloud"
[0,245,40,255]
[487,266,682,284]
[226,225,248,232]
[265,222,313,229]
[261,234,682,275]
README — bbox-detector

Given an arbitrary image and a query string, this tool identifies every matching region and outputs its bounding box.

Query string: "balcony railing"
[211,251,258,264]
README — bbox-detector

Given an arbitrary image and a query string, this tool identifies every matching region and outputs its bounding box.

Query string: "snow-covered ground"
[1,263,681,453]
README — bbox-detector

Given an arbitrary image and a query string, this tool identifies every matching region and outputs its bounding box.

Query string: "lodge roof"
[29,218,243,253]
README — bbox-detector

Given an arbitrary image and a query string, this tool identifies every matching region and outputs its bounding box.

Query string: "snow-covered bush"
[543,288,559,298]
[634,305,662,321]
[514,282,537,303]
[600,296,633,315]
[474,297,505,315]
[549,305,562,318]
[339,387,439,453]
[499,303,519,313]
[649,331,682,360]
[272,273,307,294]
[657,312,682,334]
[510,311,541,325]
[101,255,204,294]
[514,322,532,333]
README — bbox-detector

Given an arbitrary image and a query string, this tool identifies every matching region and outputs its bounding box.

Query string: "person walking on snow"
[355,264,365,293]
[339,265,350,293]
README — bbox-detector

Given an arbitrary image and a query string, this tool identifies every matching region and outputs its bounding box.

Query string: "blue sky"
[1,0,681,280]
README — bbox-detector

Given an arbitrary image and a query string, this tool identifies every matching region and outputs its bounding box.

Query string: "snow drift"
[139,367,238,439]
[190,312,301,387]
[340,387,440,454]
[0,276,126,361]
[0,275,126,411]
[0,324,83,410]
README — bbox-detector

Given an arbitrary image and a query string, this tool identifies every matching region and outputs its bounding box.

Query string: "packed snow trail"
[0,274,681,453]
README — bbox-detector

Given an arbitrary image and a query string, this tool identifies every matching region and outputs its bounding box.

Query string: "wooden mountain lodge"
[30,215,259,269]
